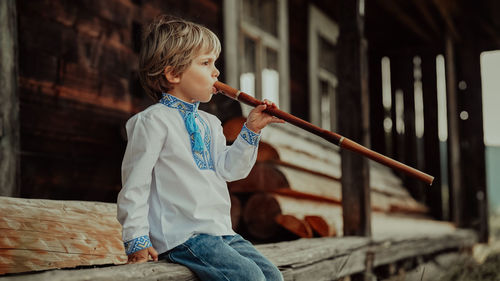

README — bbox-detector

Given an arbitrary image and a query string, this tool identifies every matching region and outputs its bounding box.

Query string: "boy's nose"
[213,67,220,78]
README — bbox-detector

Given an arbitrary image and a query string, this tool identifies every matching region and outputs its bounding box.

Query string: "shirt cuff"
[240,123,261,146]
[124,235,152,255]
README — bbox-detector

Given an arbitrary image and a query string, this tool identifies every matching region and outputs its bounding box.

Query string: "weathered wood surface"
[0,229,477,281]
[0,197,127,274]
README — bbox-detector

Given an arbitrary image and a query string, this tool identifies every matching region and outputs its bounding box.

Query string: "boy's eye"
[202,61,209,65]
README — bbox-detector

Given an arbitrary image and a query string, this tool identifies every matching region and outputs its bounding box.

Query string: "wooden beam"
[412,0,441,37]
[337,0,371,237]
[430,0,460,40]
[479,18,500,50]
[376,0,434,43]
[0,0,20,197]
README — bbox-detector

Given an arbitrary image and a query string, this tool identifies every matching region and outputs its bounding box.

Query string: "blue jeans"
[161,233,283,281]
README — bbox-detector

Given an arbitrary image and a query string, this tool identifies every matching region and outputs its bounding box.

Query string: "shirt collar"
[159,93,200,113]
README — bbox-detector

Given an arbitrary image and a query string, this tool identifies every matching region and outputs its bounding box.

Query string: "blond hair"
[139,16,221,100]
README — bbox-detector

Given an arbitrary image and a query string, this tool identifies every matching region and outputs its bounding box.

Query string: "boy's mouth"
[212,86,217,94]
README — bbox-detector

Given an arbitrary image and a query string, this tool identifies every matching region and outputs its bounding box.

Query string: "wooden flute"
[214,81,434,185]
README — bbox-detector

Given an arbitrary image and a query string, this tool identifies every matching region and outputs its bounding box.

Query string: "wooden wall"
[16,0,224,202]
[15,0,343,202]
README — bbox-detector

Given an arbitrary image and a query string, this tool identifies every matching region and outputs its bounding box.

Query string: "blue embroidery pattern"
[159,93,214,170]
[124,235,152,255]
[241,124,260,146]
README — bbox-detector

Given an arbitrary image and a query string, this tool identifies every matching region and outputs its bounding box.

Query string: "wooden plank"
[256,236,371,268]
[0,0,20,197]
[289,248,367,281]
[0,229,476,281]
[0,261,195,281]
[336,0,371,236]
[371,230,477,267]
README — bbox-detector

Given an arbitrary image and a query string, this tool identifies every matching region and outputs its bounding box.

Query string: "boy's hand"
[246,99,285,133]
[127,246,158,264]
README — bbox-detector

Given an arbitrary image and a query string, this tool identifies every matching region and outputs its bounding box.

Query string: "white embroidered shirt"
[117,94,260,255]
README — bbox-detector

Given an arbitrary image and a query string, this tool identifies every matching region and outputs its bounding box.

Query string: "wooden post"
[421,52,443,219]
[337,0,371,237]
[0,0,20,197]
[445,35,464,228]
[453,25,488,242]
[446,22,488,242]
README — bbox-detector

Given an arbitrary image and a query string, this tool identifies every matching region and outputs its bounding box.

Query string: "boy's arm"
[117,113,167,262]
[214,100,284,181]
[213,121,260,181]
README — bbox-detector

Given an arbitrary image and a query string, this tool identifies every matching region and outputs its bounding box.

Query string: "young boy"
[117,16,285,281]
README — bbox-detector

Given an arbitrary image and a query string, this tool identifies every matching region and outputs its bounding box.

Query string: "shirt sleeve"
[213,119,260,182]
[116,113,167,255]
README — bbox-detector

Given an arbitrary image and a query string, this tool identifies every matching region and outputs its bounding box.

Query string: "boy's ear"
[164,66,181,84]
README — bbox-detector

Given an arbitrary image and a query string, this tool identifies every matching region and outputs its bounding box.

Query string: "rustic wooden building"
[1,0,499,278]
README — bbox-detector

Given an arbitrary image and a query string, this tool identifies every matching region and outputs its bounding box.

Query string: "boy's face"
[167,51,220,103]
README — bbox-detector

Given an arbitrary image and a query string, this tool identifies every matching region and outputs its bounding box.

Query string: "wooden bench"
[0,196,477,280]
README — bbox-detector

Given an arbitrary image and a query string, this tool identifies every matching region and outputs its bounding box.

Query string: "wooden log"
[243,193,343,240]
[304,215,336,237]
[222,116,279,161]
[243,193,282,240]
[243,191,450,241]
[0,196,127,274]
[275,214,313,238]
[228,162,289,193]
[231,159,427,215]
[224,117,428,215]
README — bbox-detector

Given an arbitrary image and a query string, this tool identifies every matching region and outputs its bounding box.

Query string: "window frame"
[308,4,339,129]
[223,0,290,114]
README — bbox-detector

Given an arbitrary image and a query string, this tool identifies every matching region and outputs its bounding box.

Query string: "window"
[308,5,339,130]
[223,0,290,115]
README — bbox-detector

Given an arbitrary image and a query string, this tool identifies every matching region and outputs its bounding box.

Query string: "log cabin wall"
[16,0,224,202]
[7,0,498,243]
[13,0,342,202]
